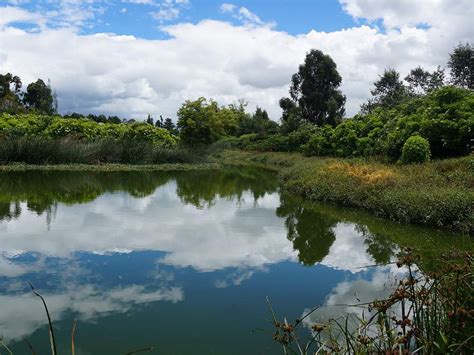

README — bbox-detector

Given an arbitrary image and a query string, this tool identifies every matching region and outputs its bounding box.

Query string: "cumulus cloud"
[0,284,183,342]
[0,1,473,119]
[0,6,43,28]
[340,0,474,30]
[0,183,296,272]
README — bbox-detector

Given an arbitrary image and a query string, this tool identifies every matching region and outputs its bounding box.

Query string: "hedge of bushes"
[217,86,473,162]
[0,113,178,147]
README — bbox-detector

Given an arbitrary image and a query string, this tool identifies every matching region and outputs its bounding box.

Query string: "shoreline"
[217,150,473,233]
[0,162,221,172]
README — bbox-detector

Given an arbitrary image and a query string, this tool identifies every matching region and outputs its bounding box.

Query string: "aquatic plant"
[268,249,473,354]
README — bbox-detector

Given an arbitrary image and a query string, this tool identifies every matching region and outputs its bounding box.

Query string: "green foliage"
[300,125,334,156]
[237,107,279,136]
[249,86,473,160]
[448,42,474,89]
[0,136,200,165]
[279,97,303,134]
[0,73,24,114]
[0,113,178,147]
[362,68,407,113]
[220,150,473,232]
[177,97,245,146]
[23,79,55,114]
[288,49,345,126]
[405,66,445,96]
[400,135,431,164]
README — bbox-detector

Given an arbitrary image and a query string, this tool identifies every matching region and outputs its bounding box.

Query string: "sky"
[0,0,473,120]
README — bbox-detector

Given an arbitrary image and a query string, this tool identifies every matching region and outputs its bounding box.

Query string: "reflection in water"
[277,194,337,265]
[0,168,469,354]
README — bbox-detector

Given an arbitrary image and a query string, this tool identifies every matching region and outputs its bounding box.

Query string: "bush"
[0,113,178,148]
[400,135,431,164]
[301,125,335,156]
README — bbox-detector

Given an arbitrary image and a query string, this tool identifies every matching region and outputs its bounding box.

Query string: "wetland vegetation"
[0,35,472,354]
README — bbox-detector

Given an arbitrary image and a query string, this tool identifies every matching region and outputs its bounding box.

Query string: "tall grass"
[0,136,204,165]
[268,249,473,354]
[218,150,474,232]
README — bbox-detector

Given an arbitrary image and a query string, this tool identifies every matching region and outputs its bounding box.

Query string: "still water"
[0,168,470,354]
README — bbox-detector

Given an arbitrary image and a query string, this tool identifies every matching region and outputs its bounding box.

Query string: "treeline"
[0,75,57,115]
[0,73,178,133]
[0,43,472,165]
[177,43,473,163]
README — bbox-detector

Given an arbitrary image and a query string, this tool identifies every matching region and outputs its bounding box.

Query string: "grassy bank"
[217,150,473,232]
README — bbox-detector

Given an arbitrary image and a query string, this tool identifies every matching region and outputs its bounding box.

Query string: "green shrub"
[286,124,317,151]
[301,126,335,156]
[0,113,178,148]
[400,135,431,164]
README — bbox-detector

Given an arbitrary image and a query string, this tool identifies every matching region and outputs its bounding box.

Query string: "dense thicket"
[215,44,473,163]
[0,43,472,164]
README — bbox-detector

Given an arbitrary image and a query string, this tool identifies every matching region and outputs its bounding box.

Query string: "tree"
[237,106,278,136]
[155,115,164,128]
[23,79,55,114]
[279,97,303,134]
[288,49,345,126]
[362,69,406,113]
[252,107,278,135]
[448,43,473,89]
[163,117,177,134]
[146,114,154,126]
[405,66,445,96]
[177,97,222,146]
[0,73,24,113]
[177,98,244,145]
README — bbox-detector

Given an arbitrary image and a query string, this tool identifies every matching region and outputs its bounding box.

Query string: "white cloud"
[124,0,156,4]
[0,2,473,119]
[0,6,43,28]
[220,3,270,27]
[151,7,180,21]
[0,184,296,272]
[340,0,474,30]
[220,3,236,13]
[0,284,183,342]
[300,264,409,342]
[150,0,191,23]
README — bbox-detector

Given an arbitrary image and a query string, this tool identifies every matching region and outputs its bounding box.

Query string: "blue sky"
[7,0,358,38]
[0,0,473,119]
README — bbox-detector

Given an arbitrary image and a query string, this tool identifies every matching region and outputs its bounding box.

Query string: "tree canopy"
[287,49,346,127]
[448,42,474,89]
[23,79,55,115]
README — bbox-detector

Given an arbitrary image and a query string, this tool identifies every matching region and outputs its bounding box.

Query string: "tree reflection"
[355,224,397,265]
[0,167,279,219]
[175,166,278,208]
[0,201,21,222]
[277,194,338,265]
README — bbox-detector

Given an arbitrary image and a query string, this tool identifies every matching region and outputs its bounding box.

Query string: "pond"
[0,167,470,354]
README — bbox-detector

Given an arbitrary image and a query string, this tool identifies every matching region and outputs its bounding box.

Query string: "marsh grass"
[218,150,473,232]
[268,249,473,354]
[0,136,205,165]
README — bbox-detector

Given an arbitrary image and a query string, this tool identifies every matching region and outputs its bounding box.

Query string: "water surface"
[0,168,470,354]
